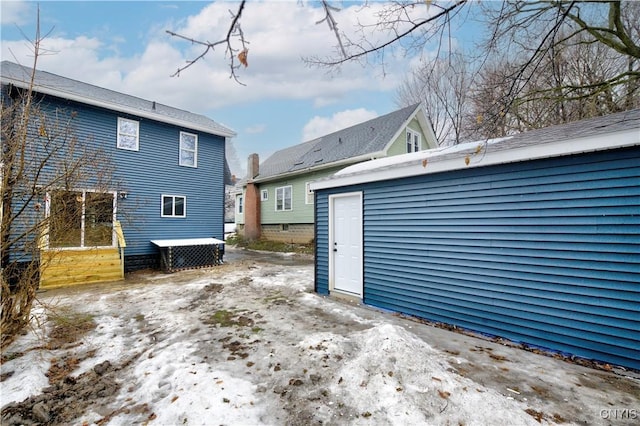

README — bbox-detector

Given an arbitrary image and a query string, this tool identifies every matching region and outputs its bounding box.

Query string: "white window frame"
[305,182,314,205]
[237,195,244,214]
[44,190,117,249]
[179,131,198,167]
[406,128,421,153]
[161,194,187,218]
[261,189,268,201]
[117,117,139,151]
[275,185,292,212]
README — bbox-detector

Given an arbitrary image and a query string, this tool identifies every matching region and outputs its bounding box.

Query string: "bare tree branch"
[167,0,248,84]
[317,0,347,58]
[305,0,468,67]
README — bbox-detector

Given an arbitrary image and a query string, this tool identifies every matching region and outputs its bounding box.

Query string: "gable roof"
[312,108,640,191]
[0,61,235,138]
[255,103,436,181]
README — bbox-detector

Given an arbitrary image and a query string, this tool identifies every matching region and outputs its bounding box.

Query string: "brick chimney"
[244,153,261,241]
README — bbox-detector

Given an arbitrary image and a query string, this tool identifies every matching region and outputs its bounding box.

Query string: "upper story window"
[275,185,292,211]
[179,132,198,167]
[406,128,421,153]
[161,194,186,218]
[237,195,244,214]
[117,117,139,151]
[305,182,314,204]
[261,190,268,201]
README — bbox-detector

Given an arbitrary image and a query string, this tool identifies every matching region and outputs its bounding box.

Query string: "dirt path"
[1,251,639,425]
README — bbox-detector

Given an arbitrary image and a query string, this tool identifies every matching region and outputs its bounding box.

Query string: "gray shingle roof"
[257,103,422,180]
[0,61,235,137]
[313,108,640,190]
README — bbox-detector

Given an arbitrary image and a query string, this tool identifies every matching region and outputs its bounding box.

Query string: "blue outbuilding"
[311,109,640,370]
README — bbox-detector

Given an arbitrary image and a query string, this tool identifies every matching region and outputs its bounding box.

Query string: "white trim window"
[237,195,244,214]
[305,182,314,204]
[261,189,268,201]
[161,194,186,218]
[406,128,421,153]
[179,132,198,167]
[117,117,139,151]
[46,190,116,248]
[275,185,292,211]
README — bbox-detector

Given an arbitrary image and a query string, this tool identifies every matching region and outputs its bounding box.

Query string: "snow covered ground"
[1,249,638,425]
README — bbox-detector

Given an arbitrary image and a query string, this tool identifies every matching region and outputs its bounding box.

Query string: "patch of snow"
[335,136,513,176]
[1,260,637,426]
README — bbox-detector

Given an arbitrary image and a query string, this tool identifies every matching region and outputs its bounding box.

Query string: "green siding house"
[236,103,437,243]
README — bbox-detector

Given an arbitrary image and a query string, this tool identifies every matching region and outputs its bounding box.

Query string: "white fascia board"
[252,150,386,184]
[380,105,438,156]
[382,104,420,155]
[3,77,236,138]
[311,128,639,191]
[416,106,439,148]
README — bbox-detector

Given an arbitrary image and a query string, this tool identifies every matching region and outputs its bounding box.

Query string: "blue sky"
[1,1,477,176]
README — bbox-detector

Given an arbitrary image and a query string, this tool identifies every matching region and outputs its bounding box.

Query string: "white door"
[330,192,363,296]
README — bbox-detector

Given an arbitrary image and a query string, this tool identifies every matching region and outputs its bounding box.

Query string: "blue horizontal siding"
[316,146,640,369]
[315,194,330,294]
[7,92,225,259]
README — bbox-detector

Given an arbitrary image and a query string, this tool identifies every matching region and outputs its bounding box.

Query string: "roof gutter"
[311,127,639,191]
[251,150,386,184]
[2,76,237,138]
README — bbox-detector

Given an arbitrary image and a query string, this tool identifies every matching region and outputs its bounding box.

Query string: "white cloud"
[245,124,266,134]
[1,0,32,26]
[1,2,429,112]
[301,108,378,141]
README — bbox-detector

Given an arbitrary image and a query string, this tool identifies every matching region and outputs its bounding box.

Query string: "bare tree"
[394,2,639,142]
[466,28,639,137]
[168,1,639,120]
[395,52,476,145]
[479,1,639,117]
[1,24,117,350]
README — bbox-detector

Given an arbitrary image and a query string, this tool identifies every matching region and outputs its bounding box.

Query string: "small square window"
[117,117,139,151]
[179,132,198,167]
[161,195,186,218]
[261,190,268,201]
[281,224,289,231]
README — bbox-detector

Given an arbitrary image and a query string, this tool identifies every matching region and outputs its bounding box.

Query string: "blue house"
[1,61,234,287]
[311,109,640,370]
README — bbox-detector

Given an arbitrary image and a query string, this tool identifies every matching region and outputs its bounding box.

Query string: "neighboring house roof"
[255,103,437,182]
[0,61,235,138]
[312,108,640,191]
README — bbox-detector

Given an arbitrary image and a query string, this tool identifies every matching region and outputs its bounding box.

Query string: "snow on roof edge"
[311,128,639,191]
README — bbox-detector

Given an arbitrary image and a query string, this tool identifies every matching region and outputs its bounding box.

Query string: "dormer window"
[406,128,421,153]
